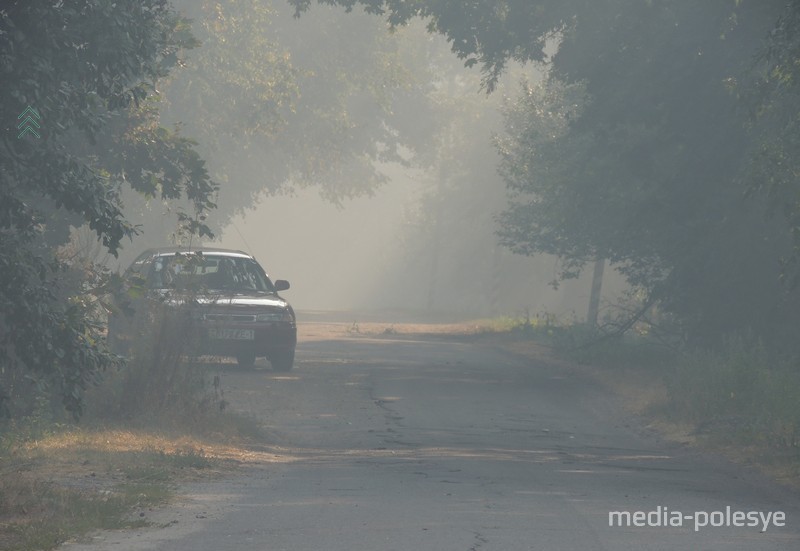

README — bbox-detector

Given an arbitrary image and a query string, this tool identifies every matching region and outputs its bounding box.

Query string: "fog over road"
[66,321,800,550]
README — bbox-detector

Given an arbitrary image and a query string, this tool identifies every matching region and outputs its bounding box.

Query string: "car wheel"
[236,352,256,368]
[270,350,294,372]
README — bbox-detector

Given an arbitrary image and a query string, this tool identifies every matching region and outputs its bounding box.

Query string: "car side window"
[242,259,273,292]
[149,258,166,289]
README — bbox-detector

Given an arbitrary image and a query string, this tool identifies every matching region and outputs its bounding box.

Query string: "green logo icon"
[17,106,41,139]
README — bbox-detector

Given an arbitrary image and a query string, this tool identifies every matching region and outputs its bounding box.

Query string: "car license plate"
[209,328,255,340]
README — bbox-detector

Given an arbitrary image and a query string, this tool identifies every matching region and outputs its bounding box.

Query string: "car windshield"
[149,254,275,293]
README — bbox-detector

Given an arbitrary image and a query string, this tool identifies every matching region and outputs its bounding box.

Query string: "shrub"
[667,334,800,448]
[84,300,225,429]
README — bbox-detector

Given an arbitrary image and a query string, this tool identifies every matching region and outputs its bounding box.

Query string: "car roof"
[132,247,253,262]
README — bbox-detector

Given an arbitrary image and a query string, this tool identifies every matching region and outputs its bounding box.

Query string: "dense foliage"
[119,0,440,247]
[295,0,800,348]
[4,0,800,417]
[497,2,799,345]
[746,0,800,288]
[0,0,443,417]
[0,1,216,416]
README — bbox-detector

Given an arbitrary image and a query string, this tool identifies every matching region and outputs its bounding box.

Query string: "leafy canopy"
[294,0,800,346]
[0,1,216,416]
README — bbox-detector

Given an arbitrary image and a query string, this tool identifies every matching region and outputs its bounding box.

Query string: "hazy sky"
[215,175,625,318]
[216,167,423,312]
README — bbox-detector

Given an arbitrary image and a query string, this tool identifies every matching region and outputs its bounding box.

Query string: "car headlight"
[256,309,293,322]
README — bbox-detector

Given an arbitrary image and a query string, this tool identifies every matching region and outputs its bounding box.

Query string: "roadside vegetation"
[0,304,262,551]
[0,397,259,551]
[0,427,204,551]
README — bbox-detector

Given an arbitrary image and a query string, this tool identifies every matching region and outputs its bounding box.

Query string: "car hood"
[158,290,290,309]
[197,293,289,309]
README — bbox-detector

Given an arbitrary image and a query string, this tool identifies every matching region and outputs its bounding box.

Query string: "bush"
[667,334,800,448]
[84,301,225,429]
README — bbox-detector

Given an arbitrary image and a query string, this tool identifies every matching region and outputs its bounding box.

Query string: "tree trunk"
[587,258,605,326]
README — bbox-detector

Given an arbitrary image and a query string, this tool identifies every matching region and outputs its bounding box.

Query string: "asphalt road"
[64,325,800,550]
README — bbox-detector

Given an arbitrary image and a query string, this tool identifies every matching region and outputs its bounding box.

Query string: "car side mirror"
[274,279,290,292]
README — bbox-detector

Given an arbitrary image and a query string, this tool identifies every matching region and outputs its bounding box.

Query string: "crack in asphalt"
[468,530,488,550]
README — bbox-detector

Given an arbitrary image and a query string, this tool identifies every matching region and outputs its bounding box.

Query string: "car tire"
[270,349,294,372]
[236,352,256,368]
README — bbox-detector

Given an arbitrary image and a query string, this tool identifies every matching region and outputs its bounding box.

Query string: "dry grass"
[298,318,524,343]
[0,470,157,551]
[0,426,292,551]
[26,429,245,462]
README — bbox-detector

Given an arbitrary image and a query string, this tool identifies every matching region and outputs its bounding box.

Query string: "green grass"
[665,335,800,450]
[0,475,171,551]
[0,423,236,551]
[122,449,214,482]
[463,312,574,345]
[476,314,676,371]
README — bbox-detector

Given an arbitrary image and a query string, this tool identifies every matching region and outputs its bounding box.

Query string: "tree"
[497,2,800,344]
[289,0,569,91]
[294,0,800,347]
[94,0,447,259]
[744,0,800,289]
[0,1,216,416]
[150,0,436,233]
